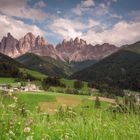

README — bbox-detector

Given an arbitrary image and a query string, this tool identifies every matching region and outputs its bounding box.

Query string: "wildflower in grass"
[24,127,31,133]
[42,134,50,140]
[8,92,12,96]
[13,96,18,102]
[9,119,13,129]
[9,130,15,137]
[26,135,33,140]
[103,124,107,128]
[25,118,33,126]
[60,132,70,140]
[8,103,16,108]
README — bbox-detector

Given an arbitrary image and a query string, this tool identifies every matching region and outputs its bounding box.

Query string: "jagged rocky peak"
[35,35,48,46]
[74,37,80,44]
[61,37,86,45]
[0,32,19,57]
[7,32,13,38]
[19,33,35,52]
[23,32,36,42]
[80,39,87,45]
[62,39,68,44]
[70,38,73,43]
[25,32,35,38]
[56,37,119,62]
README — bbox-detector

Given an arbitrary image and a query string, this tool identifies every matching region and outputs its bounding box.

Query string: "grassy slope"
[0,77,16,84]
[16,53,73,77]
[70,60,97,72]
[0,53,24,77]
[0,53,23,67]
[20,68,47,80]
[71,41,140,90]
[16,53,99,77]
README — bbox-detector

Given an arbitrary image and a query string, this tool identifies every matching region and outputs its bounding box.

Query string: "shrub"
[94,95,101,109]
[74,80,84,89]
[42,77,66,90]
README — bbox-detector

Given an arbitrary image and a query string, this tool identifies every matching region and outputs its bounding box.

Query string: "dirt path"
[89,96,115,103]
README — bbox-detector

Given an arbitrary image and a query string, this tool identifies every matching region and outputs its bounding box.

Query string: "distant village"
[0,80,39,93]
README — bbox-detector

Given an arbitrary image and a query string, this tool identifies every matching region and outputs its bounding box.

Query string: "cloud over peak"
[0,14,45,40]
[49,17,140,46]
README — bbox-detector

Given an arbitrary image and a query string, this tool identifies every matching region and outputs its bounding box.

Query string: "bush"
[74,80,84,89]
[98,84,125,98]
[94,95,101,109]
[42,77,66,90]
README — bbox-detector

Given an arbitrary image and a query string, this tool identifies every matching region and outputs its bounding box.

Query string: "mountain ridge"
[70,41,140,91]
[0,32,119,62]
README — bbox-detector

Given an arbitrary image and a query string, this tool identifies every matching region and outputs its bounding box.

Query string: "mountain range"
[0,32,140,91]
[0,33,119,62]
[70,41,140,91]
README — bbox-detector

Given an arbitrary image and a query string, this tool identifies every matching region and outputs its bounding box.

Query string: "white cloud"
[72,0,121,20]
[0,0,47,20]
[106,0,118,6]
[49,18,100,39]
[0,14,45,40]
[83,21,140,46]
[50,17,140,46]
[72,0,95,15]
[34,0,47,8]
[95,0,118,16]
[95,3,109,16]
[82,0,95,7]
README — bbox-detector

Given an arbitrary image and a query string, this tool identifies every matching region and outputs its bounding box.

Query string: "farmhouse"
[0,84,8,90]
[0,84,13,92]
[20,81,39,91]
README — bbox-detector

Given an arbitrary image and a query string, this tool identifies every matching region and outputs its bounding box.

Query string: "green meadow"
[0,90,140,140]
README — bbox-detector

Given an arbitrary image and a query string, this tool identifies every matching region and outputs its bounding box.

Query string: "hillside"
[16,53,73,77]
[0,52,47,80]
[0,53,24,77]
[70,60,97,72]
[70,41,140,91]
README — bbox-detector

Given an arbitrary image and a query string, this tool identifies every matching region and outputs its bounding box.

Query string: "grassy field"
[0,77,16,84]
[0,91,140,140]
[20,68,47,80]
[49,78,93,96]
[61,78,89,90]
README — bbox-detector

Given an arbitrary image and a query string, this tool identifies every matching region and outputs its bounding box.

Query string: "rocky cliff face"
[56,37,119,62]
[0,32,60,59]
[0,33,20,57]
[0,33,119,62]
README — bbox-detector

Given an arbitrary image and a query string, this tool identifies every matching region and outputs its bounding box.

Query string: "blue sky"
[0,0,140,46]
